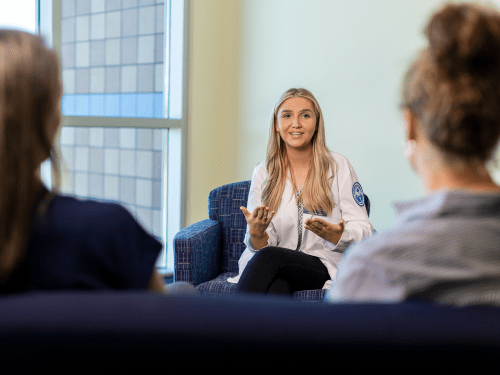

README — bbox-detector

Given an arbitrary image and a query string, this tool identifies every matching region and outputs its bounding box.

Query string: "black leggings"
[235,247,330,296]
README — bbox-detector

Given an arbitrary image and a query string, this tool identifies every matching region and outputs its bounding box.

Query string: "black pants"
[235,246,330,296]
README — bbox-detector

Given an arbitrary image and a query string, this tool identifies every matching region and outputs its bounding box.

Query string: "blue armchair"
[174,181,370,302]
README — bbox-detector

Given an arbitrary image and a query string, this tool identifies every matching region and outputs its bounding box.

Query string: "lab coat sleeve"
[325,155,374,253]
[243,164,279,251]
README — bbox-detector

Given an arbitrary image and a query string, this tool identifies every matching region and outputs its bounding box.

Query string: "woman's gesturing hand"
[305,218,345,245]
[240,205,275,237]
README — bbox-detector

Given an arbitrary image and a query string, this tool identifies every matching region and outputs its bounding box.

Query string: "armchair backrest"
[208,181,370,274]
[208,181,251,273]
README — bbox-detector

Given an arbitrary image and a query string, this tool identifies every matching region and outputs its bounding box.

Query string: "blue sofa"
[0,291,499,370]
[174,181,370,301]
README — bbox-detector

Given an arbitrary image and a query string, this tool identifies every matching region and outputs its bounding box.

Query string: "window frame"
[40,0,189,272]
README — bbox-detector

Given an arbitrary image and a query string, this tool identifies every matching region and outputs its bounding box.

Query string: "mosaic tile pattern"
[60,126,165,239]
[61,0,165,118]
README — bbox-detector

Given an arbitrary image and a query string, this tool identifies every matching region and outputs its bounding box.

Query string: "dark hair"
[401,2,500,162]
[0,30,62,284]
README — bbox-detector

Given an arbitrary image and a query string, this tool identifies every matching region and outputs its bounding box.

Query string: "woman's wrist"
[249,231,269,250]
[249,230,267,239]
[328,231,343,246]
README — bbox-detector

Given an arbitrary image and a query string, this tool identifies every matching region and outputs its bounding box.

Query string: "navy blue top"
[2,191,162,293]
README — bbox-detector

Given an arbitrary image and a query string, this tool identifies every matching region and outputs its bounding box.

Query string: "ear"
[404,109,417,142]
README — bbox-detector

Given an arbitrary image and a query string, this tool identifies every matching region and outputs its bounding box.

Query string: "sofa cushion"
[196,272,327,302]
[195,272,239,297]
[294,288,327,302]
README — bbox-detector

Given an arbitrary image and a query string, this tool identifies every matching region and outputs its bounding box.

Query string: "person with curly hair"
[327,2,500,306]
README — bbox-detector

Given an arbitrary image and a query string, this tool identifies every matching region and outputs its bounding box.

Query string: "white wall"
[236,0,449,230]
[188,0,496,230]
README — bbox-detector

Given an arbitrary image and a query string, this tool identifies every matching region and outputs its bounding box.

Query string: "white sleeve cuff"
[244,227,276,251]
[323,228,352,252]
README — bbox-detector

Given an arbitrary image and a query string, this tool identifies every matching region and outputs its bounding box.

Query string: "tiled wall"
[61,0,165,117]
[60,126,165,239]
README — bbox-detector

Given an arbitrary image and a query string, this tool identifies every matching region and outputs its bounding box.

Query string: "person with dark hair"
[326,2,500,306]
[0,29,193,294]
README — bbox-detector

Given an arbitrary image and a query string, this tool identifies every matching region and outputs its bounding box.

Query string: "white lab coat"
[227,151,374,289]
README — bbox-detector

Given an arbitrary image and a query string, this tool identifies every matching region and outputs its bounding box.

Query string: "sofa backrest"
[2,292,500,370]
[208,181,251,273]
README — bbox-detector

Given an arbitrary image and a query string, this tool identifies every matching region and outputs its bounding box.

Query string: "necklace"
[295,188,304,252]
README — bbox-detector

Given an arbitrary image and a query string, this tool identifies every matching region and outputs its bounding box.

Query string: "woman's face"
[276,97,317,152]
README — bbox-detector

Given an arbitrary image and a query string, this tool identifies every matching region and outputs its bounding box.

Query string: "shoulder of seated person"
[347,227,422,259]
[329,151,350,166]
[252,162,266,179]
[51,195,133,224]
[254,161,265,172]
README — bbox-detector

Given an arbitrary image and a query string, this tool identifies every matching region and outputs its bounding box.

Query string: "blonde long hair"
[261,88,336,215]
[0,30,62,284]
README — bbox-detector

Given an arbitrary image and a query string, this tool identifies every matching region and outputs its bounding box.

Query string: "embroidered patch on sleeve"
[352,182,365,206]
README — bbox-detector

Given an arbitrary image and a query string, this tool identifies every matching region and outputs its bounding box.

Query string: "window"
[42,0,188,272]
[0,1,38,34]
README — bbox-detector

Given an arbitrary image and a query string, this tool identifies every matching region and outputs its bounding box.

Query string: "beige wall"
[186,0,498,230]
[186,0,242,226]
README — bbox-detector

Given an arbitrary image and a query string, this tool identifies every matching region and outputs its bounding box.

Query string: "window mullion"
[62,116,183,129]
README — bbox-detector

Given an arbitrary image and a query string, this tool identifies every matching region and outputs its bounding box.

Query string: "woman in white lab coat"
[228,88,374,295]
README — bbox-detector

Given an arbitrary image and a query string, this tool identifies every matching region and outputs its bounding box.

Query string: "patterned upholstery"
[195,272,239,298]
[207,181,250,274]
[174,181,370,302]
[173,219,222,286]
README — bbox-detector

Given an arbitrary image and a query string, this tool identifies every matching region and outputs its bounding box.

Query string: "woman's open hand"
[305,218,345,245]
[240,205,275,237]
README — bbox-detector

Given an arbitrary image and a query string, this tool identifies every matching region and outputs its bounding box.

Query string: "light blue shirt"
[326,190,500,306]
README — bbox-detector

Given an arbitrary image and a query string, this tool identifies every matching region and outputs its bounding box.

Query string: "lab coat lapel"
[282,177,299,244]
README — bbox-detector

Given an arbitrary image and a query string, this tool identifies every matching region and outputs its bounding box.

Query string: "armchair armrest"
[173,219,222,286]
